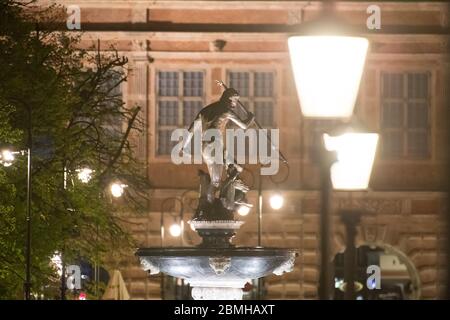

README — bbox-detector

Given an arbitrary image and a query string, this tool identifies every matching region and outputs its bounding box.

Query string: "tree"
[0,0,150,299]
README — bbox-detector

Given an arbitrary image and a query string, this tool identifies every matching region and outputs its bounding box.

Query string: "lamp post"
[237,166,288,299]
[2,147,127,299]
[93,179,127,297]
[323,129,378,300]
[58,175,127,300]
[59,166,94,300]
[255,168,288,248]
[1,148,32,300]
[160,197,185,299]
[160,197,184,248]
[340,210,361,300]
[25,147,31,300]
[287,0,372,300]
[313,129,379,300]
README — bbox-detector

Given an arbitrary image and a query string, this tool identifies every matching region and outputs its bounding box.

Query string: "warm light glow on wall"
[323,132,379,190]
[288,36,369,118]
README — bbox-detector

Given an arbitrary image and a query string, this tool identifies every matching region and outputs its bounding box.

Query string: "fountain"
[136,85,297,300]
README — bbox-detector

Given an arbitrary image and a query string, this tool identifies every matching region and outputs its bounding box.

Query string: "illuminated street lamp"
[287,1,369,119]
[0,149,20,167]
[60,166,95,300]
[322,130,378,300]
[316,131,378,300]
[169,223,182,237]
[269,193,284,210]
[288,36,368,118]
[160,197,186,299]
[76,167,94,184]
[323,132,379,190]
[160,197,185,247]
[237,204,251,217]
[110,182,127,198]
[287,1,371,300]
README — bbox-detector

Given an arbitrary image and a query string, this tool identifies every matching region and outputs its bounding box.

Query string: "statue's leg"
[203,155,223,202]
[209,163,223,188]
[203,141,221,185]
[221,182,236,210]
[197,170,212,214]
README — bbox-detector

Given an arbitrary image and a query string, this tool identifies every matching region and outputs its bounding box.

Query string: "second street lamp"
[323,131,379,190]
[325,128,378,300]
[244,165,288,299]
[60,166,95,300]
[160,197,184,248]
[269,192,284,211]
[160,197,185,299]
[169,223,182,238]
[237,204,251,217]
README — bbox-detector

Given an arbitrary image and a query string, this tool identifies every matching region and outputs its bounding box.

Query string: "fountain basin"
[137,247,297,300]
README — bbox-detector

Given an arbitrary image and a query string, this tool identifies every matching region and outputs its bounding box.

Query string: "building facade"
[48,0,449,299]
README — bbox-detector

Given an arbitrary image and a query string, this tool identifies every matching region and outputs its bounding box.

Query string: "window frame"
[149,65,280,162]
[155,69,206,157]
[226,69,278,129]
[379,71,432,160]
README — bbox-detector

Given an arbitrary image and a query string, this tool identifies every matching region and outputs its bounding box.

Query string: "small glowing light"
[269,193,284,210]
[169,223,182,237]
[323,132,379,190]
[76,167,94,183]
[110,182,127,198]
[2,150,15,162]
[237,205,251,216]
[335,278,344,289]
[0,149,15,167]
[78,292,87,300]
